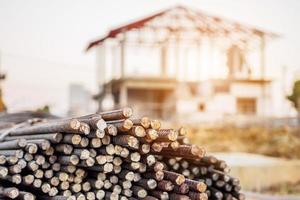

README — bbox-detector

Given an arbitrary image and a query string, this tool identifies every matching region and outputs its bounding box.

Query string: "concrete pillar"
[175,35,180,79]
[260,34,266,116]
[119,84,128,107]
[120,38,126,78]
[197,42,202,81]
[96,44,106,84]
[260,34,266,80]
[160,44,167,76]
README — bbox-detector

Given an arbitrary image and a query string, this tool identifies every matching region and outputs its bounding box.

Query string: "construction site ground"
[187,125,300,196]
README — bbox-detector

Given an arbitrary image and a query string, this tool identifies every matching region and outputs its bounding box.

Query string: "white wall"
[206,94,236,115]
[175,82,274,117]
[231,82,272,116]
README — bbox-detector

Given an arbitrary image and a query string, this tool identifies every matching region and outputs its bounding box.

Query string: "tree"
[0,89,7,112]
[287,80,300,120]
[36,105,50,113]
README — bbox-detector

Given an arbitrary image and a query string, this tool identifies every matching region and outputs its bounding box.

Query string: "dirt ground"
[260,180,300,195]
[187,126,300,159]
[184,125,300,195]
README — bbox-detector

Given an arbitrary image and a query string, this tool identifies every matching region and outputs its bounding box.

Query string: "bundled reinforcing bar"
[0,107,245,200]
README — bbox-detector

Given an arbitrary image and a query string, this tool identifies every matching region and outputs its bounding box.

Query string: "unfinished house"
[86,6,278,122]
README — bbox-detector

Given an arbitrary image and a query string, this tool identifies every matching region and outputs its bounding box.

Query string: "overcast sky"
[0,0,299,115]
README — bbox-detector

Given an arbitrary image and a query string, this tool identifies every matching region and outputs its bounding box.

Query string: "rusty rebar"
[99,107,132,121]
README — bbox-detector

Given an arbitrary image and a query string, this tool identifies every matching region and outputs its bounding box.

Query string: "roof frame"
[86,5,279,51]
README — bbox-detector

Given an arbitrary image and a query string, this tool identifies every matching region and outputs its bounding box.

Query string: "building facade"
[87,6,279,121]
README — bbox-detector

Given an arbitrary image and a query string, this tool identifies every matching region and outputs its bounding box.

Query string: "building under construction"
[87,5,279,121]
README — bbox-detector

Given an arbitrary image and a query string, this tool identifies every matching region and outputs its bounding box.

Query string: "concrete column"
[175,35,180,79]
[120,38,126,78]
[260,34,266,116]
[96,44,106,84]
[197,42,202,81]
[111,44,117,80]
[119,84,128,107]
[160,44,167,76]
[260,34,266,80]
[183,46,189,81]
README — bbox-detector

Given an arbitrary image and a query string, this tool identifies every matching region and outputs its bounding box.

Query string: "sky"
[0,0,299,115]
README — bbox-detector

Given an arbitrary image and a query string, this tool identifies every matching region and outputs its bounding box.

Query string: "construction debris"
[0,108,244,200]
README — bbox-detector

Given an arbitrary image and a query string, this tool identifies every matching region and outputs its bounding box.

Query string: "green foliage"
[287,80,300,108]
[36,105,50,113]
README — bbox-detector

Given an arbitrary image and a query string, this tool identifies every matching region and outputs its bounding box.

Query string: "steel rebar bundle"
[0,108,244,200]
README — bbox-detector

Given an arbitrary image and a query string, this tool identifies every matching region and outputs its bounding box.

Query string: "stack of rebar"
[0,108,244,200]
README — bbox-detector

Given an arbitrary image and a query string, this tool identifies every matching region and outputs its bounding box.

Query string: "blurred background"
[1,0,300,199]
